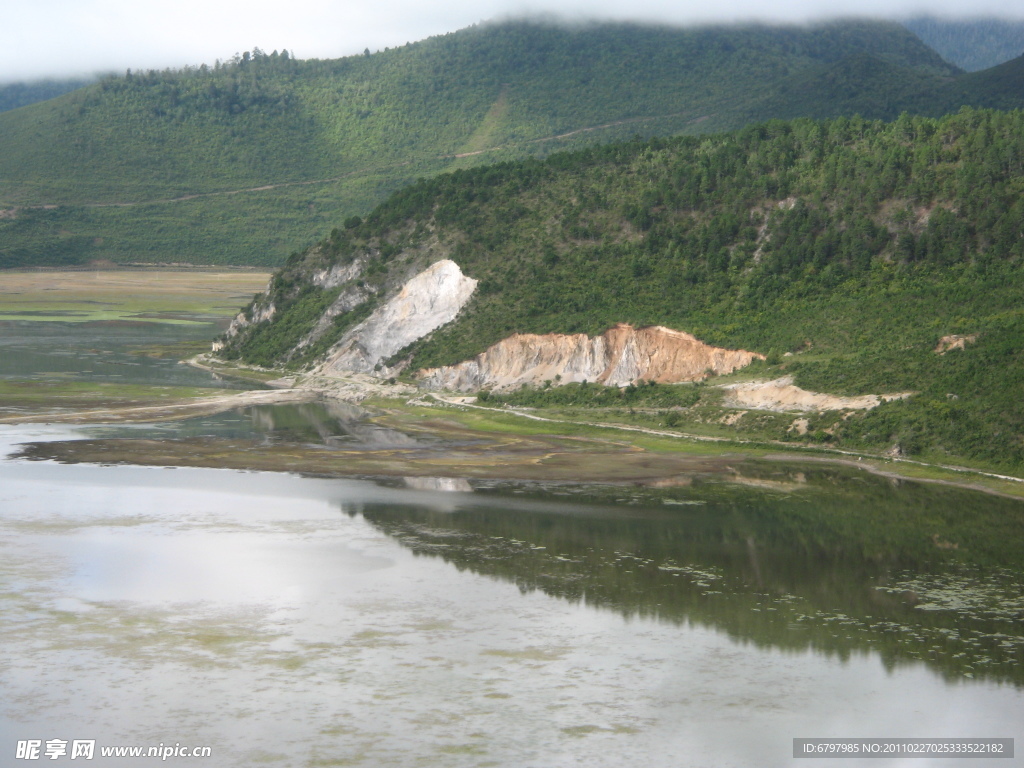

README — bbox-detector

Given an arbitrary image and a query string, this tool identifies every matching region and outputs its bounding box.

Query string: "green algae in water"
[2,445,1022,767]
[354,469,1024,686]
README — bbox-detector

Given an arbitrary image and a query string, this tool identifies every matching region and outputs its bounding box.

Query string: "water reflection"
[352,470,1024,686]
[247,401,421,447]
[87,401,424,448]
[403,477,474,492]
[1,432,1021,767]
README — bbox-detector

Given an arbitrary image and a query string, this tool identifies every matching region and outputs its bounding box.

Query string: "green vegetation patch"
[0,270,271,324]
[7,19,1020,267]
[221,286,342,368]
[241,108,1024,474]
[479,379,704,410]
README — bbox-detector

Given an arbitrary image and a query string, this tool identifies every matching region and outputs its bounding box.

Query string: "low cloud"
[3,0,1022,81]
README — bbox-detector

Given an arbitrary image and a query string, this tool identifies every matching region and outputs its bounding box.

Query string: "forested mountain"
[0,78,94,113]
[217,108,1024,472]
[903,16,1024,72]
[736,48,1024,124]
[2,18,1018,269]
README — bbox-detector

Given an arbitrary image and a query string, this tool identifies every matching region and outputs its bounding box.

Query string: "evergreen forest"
[2,18,1022,268]
[219,108,1024,474]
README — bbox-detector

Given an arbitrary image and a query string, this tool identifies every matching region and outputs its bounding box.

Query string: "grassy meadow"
[0,269,270,323]
[0,269,270,417]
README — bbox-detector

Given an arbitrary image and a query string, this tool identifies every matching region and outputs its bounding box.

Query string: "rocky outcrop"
[211,299,275,351]
[292,256,373,354]
[418,324,763,392]
[293,283,373,355]
[317,259,477,376]
[934,334,977,354]
[312,257,365,290]
[722,376,913,412]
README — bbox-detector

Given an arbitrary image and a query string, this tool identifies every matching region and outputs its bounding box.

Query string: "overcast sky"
[3,0,1023,82]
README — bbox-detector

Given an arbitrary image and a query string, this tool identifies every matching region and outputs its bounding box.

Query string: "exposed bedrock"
[722,376,914,412]
[312,257,366,290]
[418,323,764,392]
[212,300,275,351]
[318,259,477,375]
[293,283,373,355]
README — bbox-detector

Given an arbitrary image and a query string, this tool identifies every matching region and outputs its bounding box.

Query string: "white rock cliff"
[317,259,477,376]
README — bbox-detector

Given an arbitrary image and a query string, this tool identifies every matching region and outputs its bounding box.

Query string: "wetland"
[1,271,1022,766]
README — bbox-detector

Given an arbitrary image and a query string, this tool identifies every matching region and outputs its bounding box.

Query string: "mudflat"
[3,268,1024,501]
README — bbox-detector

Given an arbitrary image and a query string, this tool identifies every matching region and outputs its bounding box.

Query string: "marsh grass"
[0,270,270,324]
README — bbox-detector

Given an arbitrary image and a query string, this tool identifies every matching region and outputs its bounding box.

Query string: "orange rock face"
[417,323,764,392]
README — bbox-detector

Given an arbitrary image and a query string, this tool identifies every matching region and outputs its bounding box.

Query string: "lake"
[0,309,1022,767]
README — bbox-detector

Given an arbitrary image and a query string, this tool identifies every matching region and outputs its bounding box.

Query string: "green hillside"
[3,18,1010,269]
[218,108,1024,474]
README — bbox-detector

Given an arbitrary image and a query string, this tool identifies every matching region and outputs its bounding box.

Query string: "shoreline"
[3,371,1023,500]
[412,393,1024,497]
[0,387,315,424]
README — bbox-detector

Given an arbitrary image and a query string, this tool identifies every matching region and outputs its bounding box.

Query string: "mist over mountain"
[0,78,96,114]
[903,16,1024,71]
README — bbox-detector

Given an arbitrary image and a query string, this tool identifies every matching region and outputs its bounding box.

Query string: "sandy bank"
[722,376,913,412]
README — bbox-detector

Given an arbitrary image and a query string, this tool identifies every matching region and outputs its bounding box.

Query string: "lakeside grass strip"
[5,340,1023,497]
[0,270,271,324]
[6,385,1024,498]
[0,385,312,424]
[374,396,1024,499]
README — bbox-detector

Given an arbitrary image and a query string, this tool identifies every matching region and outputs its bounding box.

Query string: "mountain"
[213,108,1024,474]
[0,78,95,113]
[738,49,1024,124]
[903,16,1024,72]
[4,17,1014,269]
[954,55,1024,111]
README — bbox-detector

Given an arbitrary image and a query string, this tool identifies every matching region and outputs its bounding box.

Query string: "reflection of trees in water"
[350,468,1024,686]
[246,401,420,447]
